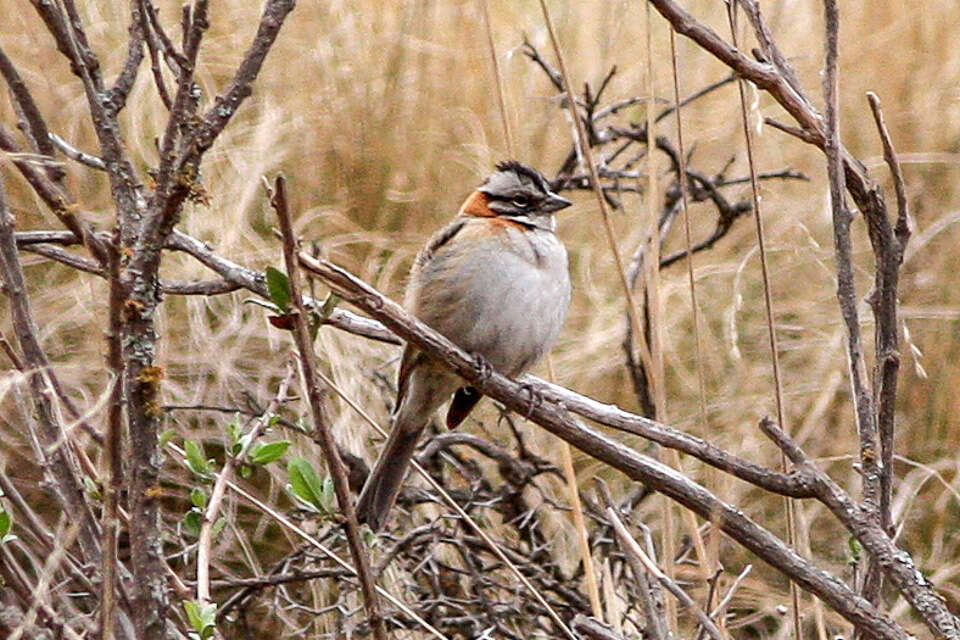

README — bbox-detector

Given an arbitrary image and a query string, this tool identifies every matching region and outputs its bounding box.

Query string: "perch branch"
[298,254,914,640]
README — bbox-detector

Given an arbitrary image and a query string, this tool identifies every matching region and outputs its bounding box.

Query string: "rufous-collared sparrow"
[356,160,572,531]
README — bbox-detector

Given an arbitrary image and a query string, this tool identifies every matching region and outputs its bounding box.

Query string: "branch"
[192,0,295,155]
[866,91,909,539]
[0,126,107,261]
[0,44,60,179]
[166,229,400,343]
[196,359,295,604]
[13,226,399,341]
[298,254,910,640]
[604,504,723,640]
[49,134,107,171]
[105,2,146,114]
[646,0,887,227]
[822,0,882,613]
[19,242,239,296]
[759,419,959,638]
[270,175,385,640]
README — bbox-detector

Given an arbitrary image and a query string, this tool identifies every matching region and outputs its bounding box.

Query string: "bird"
[355,160,572,531]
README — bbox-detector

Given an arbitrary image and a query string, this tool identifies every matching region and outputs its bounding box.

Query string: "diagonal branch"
[297,254,913,640]
[0,126,107,261]
[105,2,146,114]
[0,44,60,178]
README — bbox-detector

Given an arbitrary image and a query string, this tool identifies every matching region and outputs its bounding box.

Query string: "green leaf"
[212,516,227,536]
[183,510,202,537]
[847,535,863,567]
[184,440,212,478]
[249,440,290,466]
[265,267,292,313]
[225,415,243,455]
[183,599,202,629]
[159,428,177,449]
[190,487,208,509]
[0,510,11,538]
[239,464,253,479]
[183,599,217,639]
[287,457,324,512]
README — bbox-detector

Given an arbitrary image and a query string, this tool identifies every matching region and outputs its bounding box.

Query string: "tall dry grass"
[2,0,960,637]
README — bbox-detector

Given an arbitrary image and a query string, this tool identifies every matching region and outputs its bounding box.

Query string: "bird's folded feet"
[519,381,544,419]
[471,352,494,382]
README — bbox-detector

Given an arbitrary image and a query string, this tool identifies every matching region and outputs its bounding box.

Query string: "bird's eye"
[511,195,530,208]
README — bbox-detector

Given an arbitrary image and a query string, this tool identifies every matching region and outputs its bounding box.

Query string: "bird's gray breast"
[411,226,570,376]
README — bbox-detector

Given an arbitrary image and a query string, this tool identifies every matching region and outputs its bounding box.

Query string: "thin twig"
[536,0,656,389]
[196,359,296,603]
[821,0,882,615]
[726,4,802,638]
[480,0,514,157]
[48,133,107,170]
[270,174,386,640]
[711,564,752,621]
[0,43,62,182]
[668,22,718,590]
[596,480,667,640]
[866,90,909,541]
[604,504,724,640]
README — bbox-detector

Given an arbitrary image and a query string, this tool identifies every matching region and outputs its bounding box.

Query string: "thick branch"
[299,255,910,640]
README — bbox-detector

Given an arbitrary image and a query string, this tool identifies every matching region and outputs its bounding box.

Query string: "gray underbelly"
[415,237,570,376]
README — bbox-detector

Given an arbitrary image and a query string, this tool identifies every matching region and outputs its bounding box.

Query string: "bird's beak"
[542,192,572,213]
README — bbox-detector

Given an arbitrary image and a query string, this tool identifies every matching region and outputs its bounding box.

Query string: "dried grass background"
[2,0,960,637]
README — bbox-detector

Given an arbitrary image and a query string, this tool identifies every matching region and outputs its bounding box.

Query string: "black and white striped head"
[478,161,571,229]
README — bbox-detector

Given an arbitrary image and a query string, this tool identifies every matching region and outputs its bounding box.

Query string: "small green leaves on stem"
[183,491,225,538]
[848,535,863,568]
[183,599,217,640]
[0,508,16,544]
[225,415,244,457]
[184,440,214,479]
[286,457,335,514]
[248,440,290,466]
[265,266,292,313]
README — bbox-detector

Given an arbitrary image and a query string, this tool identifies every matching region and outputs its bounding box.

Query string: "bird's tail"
[355,417,424,532]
